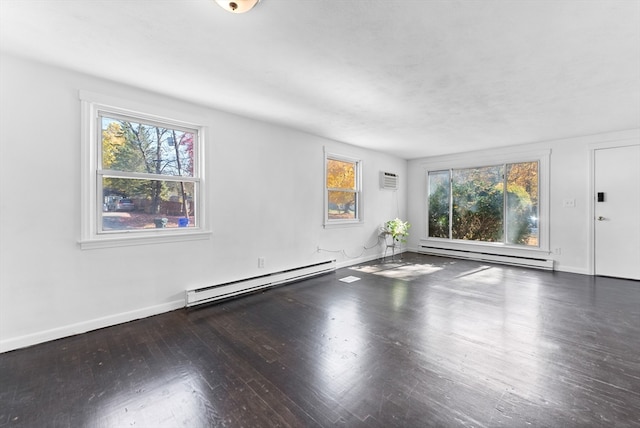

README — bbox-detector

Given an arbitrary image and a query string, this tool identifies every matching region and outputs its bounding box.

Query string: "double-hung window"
[80,91,207,248]
[325,153,362,226]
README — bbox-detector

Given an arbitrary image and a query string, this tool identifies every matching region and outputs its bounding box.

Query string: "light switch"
[563,199,576,208]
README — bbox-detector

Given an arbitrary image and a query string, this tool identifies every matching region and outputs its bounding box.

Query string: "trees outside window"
[325,154,361,225]
[99,114,198,232]
[428,161,539,247]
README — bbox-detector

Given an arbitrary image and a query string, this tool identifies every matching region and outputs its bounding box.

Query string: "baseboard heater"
[418,246,554,270]
[185,260,337,307]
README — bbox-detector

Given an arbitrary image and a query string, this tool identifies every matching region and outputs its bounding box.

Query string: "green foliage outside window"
[428,170,450,238]
[428,162,539,246]
[99,114,197,230]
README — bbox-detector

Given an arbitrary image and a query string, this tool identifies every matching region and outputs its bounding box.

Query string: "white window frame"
[421,148,550,257]
[324,151,363,227]
[79,91,210,249]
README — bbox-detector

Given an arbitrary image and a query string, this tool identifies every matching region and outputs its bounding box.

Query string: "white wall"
[406,128,640,274]
[0,54,407,352]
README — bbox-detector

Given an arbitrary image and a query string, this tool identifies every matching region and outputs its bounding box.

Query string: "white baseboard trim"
[0,299,184,353]
[416,245,553,270]
[553,265,590,275]
[409,247,591,276]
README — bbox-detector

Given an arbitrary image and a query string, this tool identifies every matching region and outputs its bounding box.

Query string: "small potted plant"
[384,218,411,243]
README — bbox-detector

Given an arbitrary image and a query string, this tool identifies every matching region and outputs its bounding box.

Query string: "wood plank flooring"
[1,253,639,427]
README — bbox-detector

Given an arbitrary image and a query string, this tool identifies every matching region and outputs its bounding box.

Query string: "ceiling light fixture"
[214,0,261,13]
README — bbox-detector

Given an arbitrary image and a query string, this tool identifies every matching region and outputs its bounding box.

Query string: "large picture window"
[80,91,208,249]
[325,153,362,225]
[428,161,539,247]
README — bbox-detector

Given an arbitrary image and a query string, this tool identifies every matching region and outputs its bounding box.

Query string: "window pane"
[505,161,539,246]
[101,116,194,177]
[101,178,195,231]
[452,165,504,242]
[326,159,355,190]
[327,191,356,219]
[428,170,450,238]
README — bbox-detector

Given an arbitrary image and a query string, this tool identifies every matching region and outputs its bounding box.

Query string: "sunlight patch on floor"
[456,265,505,285]
[454,265,494,279]
[349,262,443,281]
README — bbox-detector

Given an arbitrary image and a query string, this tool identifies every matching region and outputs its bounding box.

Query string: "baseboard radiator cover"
[418,246,554,270]
[186,260,337,307]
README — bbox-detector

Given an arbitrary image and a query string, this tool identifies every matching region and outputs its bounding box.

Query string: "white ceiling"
[1,0,639,159]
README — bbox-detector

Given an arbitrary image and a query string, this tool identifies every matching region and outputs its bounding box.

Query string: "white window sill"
[79,230,212,250]
[323,221,364,229]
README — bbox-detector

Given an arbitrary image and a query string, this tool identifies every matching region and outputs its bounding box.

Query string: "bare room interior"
[0,0,639,426]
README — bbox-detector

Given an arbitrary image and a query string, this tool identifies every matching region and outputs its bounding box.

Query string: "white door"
[594,144,640,280]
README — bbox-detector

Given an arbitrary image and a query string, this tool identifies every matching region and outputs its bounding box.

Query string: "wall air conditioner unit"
[380,171,398,190]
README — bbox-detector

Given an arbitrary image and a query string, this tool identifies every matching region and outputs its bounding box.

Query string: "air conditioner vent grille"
[380,171,398,189]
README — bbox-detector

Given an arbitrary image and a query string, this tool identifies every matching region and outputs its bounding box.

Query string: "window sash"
[98,110,198,136]
[97,176,199,231]
[98,112,198,178]
[98,169,201,183]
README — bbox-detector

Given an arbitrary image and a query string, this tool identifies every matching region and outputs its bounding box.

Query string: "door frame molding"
[588,136,640,275]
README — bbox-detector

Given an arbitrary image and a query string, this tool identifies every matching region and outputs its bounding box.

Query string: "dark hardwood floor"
[1,253,639,427]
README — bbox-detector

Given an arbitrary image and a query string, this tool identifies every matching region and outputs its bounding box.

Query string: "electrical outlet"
[563,199,576,208]
[258,257,265,268]
[554,248,561,255]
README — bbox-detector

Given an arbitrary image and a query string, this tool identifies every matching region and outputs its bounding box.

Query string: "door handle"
[597,216,606,221]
